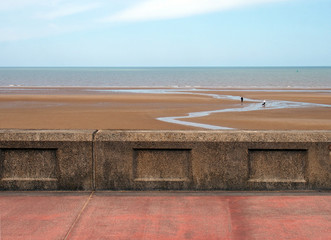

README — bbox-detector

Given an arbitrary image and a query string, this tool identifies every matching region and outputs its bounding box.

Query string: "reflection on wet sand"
[92,88,331,130]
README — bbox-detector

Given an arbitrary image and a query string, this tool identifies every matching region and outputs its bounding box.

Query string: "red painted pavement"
[0,192,90,240]
[0,192,330,240]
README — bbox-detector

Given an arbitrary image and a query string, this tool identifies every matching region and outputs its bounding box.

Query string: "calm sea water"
[0,67,330,88]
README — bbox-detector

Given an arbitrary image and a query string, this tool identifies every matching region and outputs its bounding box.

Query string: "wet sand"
[0,87,330,130]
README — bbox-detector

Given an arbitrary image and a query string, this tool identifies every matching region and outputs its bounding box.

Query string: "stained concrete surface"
[0,130,94,190]
[1,130,330,191]
[95,130,331,190]
[0,191,330,240]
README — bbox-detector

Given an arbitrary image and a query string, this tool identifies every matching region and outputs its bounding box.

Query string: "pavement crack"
[63,191,94,240]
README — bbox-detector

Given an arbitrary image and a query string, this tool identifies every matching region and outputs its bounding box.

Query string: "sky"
[0,0,330,67]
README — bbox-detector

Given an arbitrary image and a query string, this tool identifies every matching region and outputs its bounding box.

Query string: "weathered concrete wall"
[0,130,95,190]
[1,130,330,191]
[94,130,331,191]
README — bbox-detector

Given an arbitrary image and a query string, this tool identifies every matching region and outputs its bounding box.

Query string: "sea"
[0,67,330,88]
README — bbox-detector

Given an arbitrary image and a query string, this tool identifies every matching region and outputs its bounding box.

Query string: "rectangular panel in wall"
[248,149,307,183]
[0,149,58,190]
[133,149,191,182]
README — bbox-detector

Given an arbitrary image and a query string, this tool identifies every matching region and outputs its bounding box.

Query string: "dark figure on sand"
[241,96,244,103]
[262,100,266,107]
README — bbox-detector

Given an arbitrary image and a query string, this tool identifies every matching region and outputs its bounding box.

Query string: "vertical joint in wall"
[91,130,99,191]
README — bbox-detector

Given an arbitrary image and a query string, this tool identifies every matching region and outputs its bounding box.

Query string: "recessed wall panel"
[0,149,58,189]
[248,149,307,183]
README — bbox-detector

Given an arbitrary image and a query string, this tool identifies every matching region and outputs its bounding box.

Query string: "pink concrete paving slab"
[0,192,91,240]
[228,196,331,239]
[67,192,331,240]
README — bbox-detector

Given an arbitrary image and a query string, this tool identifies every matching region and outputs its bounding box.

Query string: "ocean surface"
[0,67,330,88]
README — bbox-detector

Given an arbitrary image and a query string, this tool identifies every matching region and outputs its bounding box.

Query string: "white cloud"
[0,0,57,11]
[0,23,86,42]
[101,0,288,22]
[0,0,289,42]
[0,1,101,41]
[36,2,100,20]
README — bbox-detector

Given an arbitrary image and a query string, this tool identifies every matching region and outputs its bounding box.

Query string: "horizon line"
[1,65,331,68]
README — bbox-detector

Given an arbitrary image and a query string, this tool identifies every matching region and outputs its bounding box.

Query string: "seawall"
[0,130,330,191]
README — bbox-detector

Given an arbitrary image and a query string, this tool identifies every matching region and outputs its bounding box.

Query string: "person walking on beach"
[241,96,244,103]
[262,100,266,107]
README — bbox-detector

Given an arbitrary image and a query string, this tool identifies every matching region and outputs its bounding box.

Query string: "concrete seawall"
[0,130,94,190]
[0,130,330,191]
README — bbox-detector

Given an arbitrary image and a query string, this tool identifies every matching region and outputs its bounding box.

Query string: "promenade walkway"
[0,191,330,239]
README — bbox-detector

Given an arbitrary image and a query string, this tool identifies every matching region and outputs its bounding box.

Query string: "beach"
[0,87,330,130]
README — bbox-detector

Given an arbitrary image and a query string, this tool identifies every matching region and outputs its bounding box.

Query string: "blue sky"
[0,0,330,66]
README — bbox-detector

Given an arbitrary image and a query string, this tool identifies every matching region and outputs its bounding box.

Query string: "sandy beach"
[0,87,330,130]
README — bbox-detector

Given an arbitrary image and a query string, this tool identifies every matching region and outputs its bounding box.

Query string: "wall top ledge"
[95,130,331,143]
[0,129,330,142]
[0,129,96,142]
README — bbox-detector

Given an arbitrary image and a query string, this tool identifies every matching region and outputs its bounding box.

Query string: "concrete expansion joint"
[91,130,99,191]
